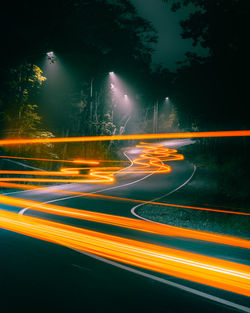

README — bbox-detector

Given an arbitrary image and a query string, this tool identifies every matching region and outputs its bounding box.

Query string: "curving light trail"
[0,144,183,184]
[1,139,250,298]
[0,209,249,297]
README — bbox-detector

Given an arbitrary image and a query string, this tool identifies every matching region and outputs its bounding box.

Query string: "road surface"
[0,142,249,313]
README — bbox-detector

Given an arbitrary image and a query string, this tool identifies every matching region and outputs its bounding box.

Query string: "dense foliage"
[163,0,250,130]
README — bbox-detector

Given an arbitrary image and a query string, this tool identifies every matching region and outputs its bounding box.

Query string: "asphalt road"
[0,145,249,313]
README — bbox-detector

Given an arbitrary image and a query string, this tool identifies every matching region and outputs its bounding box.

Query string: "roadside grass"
[137,139,250,239]
[137,202,250,239]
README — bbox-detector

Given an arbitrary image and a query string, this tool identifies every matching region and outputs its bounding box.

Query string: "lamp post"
[153,101,158,133]
[109,74,115,124]
[46,51,56,64]
[153,97,170,133]
[90,77,94,122]
[88,72,115,133]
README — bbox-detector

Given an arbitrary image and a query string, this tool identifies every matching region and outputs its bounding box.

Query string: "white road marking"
[2,151,249,312]
[2,158,44,171]
[75,249,250,313]
[18,151,157,215]
[0,158,45,196]
[131,165,197,221]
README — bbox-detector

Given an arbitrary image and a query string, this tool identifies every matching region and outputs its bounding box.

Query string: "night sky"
[131,0,208,69]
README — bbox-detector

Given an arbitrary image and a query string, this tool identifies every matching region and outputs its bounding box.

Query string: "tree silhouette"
[0,0,157,72]
[0,0,159,141]
[163,0,250,130]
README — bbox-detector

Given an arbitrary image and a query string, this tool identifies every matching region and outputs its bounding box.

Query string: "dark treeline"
[164,0,250,131]
[162,0,250,205]
[157,0,250,207]
[0,0,249,160]
[0,0,158,159]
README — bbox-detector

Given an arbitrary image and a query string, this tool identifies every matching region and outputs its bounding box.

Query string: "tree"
[0,63,56,157]
[0,0,157,73]
[162,0,250,130]
[0,0,160,142]
[0,64,46,135]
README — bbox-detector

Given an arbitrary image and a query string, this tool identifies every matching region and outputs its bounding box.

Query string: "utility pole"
[153,101,158,133]
[90,78,94,121]
[89,77,94,134]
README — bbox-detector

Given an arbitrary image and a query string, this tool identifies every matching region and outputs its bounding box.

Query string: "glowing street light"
[107,72,133,130]
[165,97,169,101]
[46,51,56,64]
[47,51,54,57]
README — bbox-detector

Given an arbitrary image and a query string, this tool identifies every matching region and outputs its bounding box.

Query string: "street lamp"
[47,51,54,57]
[89,77,95,122]
[46,51,56,64]
[89,71,114,129]
[108,72,133,132]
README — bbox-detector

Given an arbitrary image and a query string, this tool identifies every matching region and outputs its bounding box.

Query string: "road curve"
[0,142,249,313]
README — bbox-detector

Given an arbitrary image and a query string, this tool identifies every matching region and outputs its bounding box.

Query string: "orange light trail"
[1,137,249,297]
[0,130,249,146]
[0,169,115,183]
[72,159,100,164]
[1,143,249,216]
[0,155,100,165]
[0,209,249,297]
[0,177,115,183]
[0,181,249,216]
[0,170,85,176]
[59,167,122,174]
[0,144,183,184]
[0,195,249,249]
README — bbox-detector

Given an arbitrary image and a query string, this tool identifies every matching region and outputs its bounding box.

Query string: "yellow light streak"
[72,159,100,164]
[0,195,249,249]
[0,209,249,297]
[0,130,249,146]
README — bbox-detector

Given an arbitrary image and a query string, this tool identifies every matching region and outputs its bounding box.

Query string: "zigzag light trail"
[0,141,249,215]
[0,144,182,184]
[1,135,249,299]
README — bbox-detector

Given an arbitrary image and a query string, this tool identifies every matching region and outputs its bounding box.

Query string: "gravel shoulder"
[136,165,250,239]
